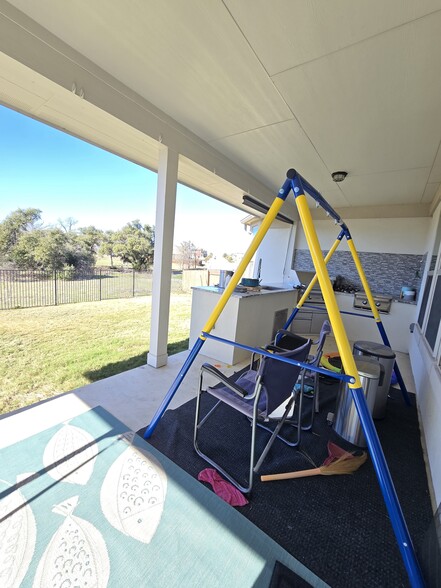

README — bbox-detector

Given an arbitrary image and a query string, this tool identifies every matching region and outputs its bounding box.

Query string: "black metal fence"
[0,269,183,310]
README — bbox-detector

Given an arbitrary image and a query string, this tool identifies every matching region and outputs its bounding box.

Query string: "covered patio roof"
[1,1,440,368]
[1,1,440,216]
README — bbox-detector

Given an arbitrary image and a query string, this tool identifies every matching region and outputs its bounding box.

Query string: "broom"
[261,451,367,482]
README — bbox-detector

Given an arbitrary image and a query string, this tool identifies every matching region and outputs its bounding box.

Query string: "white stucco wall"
[409,328,441,509]
[409,203,441,509]
[295,217,430,254]
[254,223,297,284]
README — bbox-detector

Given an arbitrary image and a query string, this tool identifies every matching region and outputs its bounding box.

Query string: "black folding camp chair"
[194,334,312,493]
[274,320,332,429]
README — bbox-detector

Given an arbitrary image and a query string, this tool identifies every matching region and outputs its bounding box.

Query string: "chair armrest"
[200,363,248,398]
[265,344,285,353]
[250,349,265,370]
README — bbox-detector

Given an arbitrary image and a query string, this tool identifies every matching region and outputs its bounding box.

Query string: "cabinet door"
[311,311,329,334]
[290,309,313,334]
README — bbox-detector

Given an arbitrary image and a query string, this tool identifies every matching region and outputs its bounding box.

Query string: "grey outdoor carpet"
[140,378,434,588]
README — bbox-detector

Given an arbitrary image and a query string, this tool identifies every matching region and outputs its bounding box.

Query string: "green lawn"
[0,294,192,414]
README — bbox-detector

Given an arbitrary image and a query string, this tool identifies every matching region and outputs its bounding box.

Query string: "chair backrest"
[310,319,332,365]
[258,336,312,415]
[273,329,308,350]
[318,319,331,346]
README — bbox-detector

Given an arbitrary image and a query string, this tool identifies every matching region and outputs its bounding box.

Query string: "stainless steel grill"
[353,292,392,314]
[294,270,326,305]
[303,289,325,305]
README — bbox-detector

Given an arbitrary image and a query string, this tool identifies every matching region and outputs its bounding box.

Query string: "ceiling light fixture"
[331,171,348,182]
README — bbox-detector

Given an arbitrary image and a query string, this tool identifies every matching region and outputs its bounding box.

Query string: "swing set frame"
[143,169,425,587]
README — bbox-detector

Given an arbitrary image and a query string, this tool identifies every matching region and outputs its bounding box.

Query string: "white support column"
[147,146,178,368]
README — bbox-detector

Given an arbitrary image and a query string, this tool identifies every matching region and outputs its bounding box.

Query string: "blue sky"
[0,105,251,254]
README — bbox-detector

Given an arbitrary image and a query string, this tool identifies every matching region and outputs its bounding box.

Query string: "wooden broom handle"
[261,467,322,481]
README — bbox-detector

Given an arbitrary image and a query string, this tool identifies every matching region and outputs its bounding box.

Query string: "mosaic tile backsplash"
[292,249,424,300]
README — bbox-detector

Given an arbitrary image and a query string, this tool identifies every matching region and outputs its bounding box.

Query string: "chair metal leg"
[194,393,253,493]
[314,373,320,413]
[196,398,222,430]
[194,378,223,451]
[194,388,263,494]
[253,394,296,472]
[256,388,304,447]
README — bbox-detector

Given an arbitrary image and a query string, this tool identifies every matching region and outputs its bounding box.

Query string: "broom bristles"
[319,452,367,475]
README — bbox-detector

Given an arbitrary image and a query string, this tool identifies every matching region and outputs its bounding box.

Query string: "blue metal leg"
[376,321,412,406]
[350,386,425,587]
[143,337,205,439]
[283,306,299,332]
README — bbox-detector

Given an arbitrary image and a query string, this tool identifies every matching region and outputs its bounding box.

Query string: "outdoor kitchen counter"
[191,284,296,297]
[189,285,298,364]
[334,292,417,353]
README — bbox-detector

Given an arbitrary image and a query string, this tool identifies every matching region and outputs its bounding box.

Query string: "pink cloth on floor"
[198,468,249,506]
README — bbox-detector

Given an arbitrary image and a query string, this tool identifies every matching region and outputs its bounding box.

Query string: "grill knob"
[362,299,368,305]
[376,302,381,308]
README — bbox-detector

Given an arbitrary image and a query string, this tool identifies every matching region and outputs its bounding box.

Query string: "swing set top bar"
[286,169,351,238]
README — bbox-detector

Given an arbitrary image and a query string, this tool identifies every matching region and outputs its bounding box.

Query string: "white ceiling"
[1,0,441,217]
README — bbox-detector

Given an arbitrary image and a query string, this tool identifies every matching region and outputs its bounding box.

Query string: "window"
[425,274,441,351]
[417,274,433,328]
[419,207,441,361]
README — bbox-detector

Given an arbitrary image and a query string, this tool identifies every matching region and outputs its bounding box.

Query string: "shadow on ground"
[83,338,189,382]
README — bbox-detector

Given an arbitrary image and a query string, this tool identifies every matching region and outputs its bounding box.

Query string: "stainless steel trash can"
[353,340,396,419]
[333,356,381,447]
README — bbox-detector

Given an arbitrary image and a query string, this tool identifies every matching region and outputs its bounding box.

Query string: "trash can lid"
[353,356,381,379]
[353,340,396,359]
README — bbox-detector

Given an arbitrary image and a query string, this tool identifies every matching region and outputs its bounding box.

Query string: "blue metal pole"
[143,337,205,438]
[283,306,300,331]
[376,321,412,406]
[350,387,425,587]
[203,332,354,383]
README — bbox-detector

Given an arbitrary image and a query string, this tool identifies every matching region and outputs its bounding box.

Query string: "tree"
[57,217,78,233]
[113,220,155,270]
[0,210,155,272]
[99,230,118,266]
[0,208,42,257]
[8,230,43,269]
[64,233,96,271]
[177,240,197,269]
[58,222,102,269]
[12,228,69,270]
[77,225,103,254]
[35,229,70,270]
[0,208,98,271]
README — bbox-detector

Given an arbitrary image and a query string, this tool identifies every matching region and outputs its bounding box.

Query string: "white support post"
[147,146,178,368]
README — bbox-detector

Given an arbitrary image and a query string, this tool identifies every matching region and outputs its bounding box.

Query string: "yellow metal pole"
[346,239,381,322]
[296,237,341,309]
[295,194,362,388]
[201,195,289,337]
